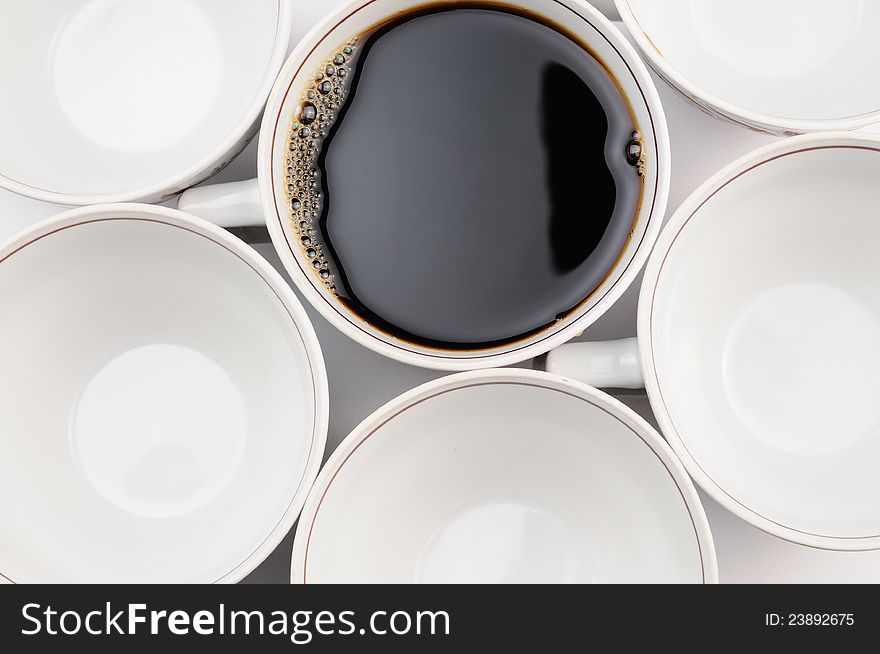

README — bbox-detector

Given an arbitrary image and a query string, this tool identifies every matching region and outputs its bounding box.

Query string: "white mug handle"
[177,179,264,228]
[545,337,644,389]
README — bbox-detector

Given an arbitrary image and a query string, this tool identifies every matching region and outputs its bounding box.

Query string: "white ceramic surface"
[0,204,328,583]
[291,369,716,584]
[179,0,671,371]
[549,132,880,551]
[616,0,880,134]
[0,0,291,204]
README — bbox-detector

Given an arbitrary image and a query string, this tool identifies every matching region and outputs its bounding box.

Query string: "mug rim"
[614,0,880,135]
[290,367,719,584]
[260,0,671,371]
[0,0,293,206]
[638,131,880,551]
[0,203,330,583]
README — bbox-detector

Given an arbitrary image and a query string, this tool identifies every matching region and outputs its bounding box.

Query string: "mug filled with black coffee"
[180,0,670,371]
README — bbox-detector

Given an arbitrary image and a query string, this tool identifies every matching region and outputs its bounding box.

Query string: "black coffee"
[287,5,644,350]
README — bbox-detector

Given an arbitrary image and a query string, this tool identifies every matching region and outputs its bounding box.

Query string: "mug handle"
[544,337,644,389]
[177,179,264,228]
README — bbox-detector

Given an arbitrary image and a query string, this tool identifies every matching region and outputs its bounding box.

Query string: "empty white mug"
[549,132,880,550]
[0,203,328,582]
[0,0,292,205]
[291,369,717,584]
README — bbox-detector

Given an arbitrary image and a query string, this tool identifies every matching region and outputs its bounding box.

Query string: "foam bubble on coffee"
[285,40,358,293]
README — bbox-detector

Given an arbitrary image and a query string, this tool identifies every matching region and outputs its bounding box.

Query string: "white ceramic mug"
[0,203,328,583]
[0,0,292,205]
[613,0,880,135]
[548,132,880,551]
[291,369,717,584]
[179,0,670,371]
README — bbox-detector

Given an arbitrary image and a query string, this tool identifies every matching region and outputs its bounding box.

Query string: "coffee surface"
[291,6,643,350]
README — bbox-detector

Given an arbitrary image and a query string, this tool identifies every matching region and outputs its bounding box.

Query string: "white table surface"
[2,0,878,584]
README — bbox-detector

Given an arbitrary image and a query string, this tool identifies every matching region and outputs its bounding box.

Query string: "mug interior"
[647,142,880,542]
[266,0,665,369]
[0,208,322,582]
[623,0,880,125]
[0,0,284,200]
[294,373,708,583]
